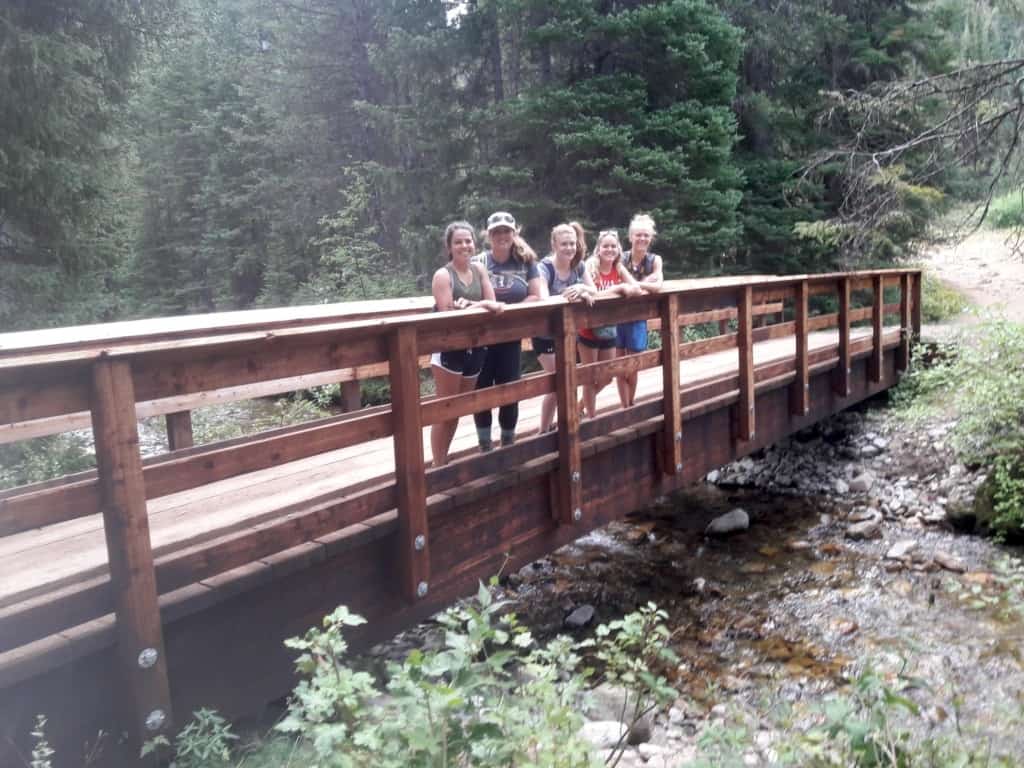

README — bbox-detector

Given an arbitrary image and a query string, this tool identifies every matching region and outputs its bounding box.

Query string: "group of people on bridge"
[430,211,664,466]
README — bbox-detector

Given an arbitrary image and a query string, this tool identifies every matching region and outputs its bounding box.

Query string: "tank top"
[445,263,482,304]
[539,255,586,296]
[579,262,623,341]
[623,250,657,281]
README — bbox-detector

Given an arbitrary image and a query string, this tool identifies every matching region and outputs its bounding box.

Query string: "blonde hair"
[550,222,587,269]
[628,213,657,237]
[592,229,624,264]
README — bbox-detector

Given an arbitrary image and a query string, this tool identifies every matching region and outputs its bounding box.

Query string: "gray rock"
[706,469,720,484]
[833,478,850,495]
[885,540,917,560]
[705,508,750,536]
[848,506,880,523]
[580,720,628,750]
[860,445,882,458]
[564,604,595,628]
[846,519,882,540]
[849,472,874,493]
[934,551,967,573]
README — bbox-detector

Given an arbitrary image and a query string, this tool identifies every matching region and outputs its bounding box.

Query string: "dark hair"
[443,221,476,261]
[550,222,587,270]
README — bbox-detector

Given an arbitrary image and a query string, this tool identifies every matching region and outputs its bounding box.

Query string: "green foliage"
[894,316,1024,538]
[920,270,970,323]
[944,555,1024,621]
[141,708,238,767]
[276,585,600,766]
[987,189,1024,229]
[0,434,95,491]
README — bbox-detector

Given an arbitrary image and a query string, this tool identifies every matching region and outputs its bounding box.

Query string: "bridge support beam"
[165,410,194,451]
[552,304,582,523]
[897,273,911,373]
[833,277,851,398]
[389,326,430,602]
[790,280,810,416]
[870,275,884,383]
[91,358,173,746]
[660,294,682,474]
[736,286,755,442]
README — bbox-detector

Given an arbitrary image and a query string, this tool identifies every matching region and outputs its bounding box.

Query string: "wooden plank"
[736,286,755,442]
[870,275,884,383]
[752,320,796,343]
[897,273,911,372]
[576,350,661,387]
[165,411,193,452]
[833,278,851,398]
[790,280,809,416]
[660,295,682,475]
[388,326,429,602]
[808,313,838,331]
[552,304,581,524]
[0,409,395,537]
[420,372,554,427]
[680,333,737,360]
[911,271,922,347]
[341,380,362,412]
[90,359,173,741]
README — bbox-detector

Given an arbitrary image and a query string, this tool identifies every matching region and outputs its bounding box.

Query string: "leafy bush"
[920,270,969,323]
[987,189,1024,229]
[142,708,238,767]
[0,434,95,491]
[894,315,1024,538]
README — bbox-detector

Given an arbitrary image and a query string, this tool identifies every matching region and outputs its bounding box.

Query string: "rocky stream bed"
[371,396,1024,766]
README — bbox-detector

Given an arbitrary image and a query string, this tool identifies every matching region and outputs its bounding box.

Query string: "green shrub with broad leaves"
[894,314,1024,539]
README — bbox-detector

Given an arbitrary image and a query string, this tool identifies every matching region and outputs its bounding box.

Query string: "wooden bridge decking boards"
[0,270,920,765]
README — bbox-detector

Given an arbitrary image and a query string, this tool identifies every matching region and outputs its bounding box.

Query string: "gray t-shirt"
[539,256,586,296]
[477,250,540,304]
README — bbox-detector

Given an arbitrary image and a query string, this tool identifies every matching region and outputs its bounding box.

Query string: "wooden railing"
[0,269,920,744]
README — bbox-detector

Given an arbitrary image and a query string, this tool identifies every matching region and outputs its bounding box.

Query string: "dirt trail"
[923,229,1024,325]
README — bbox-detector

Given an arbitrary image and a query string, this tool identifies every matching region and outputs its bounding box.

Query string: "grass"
[987,189,1024,229]
[919,269,971,323]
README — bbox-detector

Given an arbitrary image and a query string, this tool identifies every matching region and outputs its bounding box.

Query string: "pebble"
[846,519,882,540]
[886,540,917,560]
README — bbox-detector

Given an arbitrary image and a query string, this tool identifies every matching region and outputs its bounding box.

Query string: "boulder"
[564,604,595,628]
[579,720,628,750]
[846,519,882,540]
[849,472,874,493]
[705,508,750,536]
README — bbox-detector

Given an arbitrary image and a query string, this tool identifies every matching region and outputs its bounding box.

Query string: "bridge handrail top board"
[0,270,918,371]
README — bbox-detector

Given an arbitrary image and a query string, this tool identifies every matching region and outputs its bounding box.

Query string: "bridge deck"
[0,327,879,608]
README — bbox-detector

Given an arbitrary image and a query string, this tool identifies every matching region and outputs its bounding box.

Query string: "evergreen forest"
[2,0,1022,332]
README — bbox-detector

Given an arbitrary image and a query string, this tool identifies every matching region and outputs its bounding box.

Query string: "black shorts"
[578,334,616,351]
[531,337,556,355]
[431,347,485,377]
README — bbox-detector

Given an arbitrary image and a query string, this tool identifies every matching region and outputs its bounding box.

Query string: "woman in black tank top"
[429,222,503,467]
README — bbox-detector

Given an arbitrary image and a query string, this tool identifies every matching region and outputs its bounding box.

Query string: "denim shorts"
[616,320,648,353]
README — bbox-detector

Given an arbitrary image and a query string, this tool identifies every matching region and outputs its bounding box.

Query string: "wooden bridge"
[0,269,920,762]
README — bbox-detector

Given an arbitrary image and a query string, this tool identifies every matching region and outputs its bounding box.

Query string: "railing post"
[897,273,911,373]
[388,325,430,601]
[660,294,682,474]
[91,358,173,745]
[341,380,362,412]
[737,285,755,442]
[165,411,194,451]
[833,277,851,398]
[789,280,809,416]
[870,274,884,383]
[552,304,582,523]
[911,271,922,350]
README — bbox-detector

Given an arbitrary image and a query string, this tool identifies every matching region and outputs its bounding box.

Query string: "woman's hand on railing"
[561,284,596,306]
[454,297,505,314]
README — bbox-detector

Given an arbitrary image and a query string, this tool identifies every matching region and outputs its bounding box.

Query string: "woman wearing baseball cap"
[472,211,543,451]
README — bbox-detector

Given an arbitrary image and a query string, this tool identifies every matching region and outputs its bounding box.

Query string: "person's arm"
[563,265,596,306]
[432,267,455,311]
[638,254,664,293]
[613,262,644,297]
[472,264,504,313]
[524,261,544,303]
[536,261,551,300]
